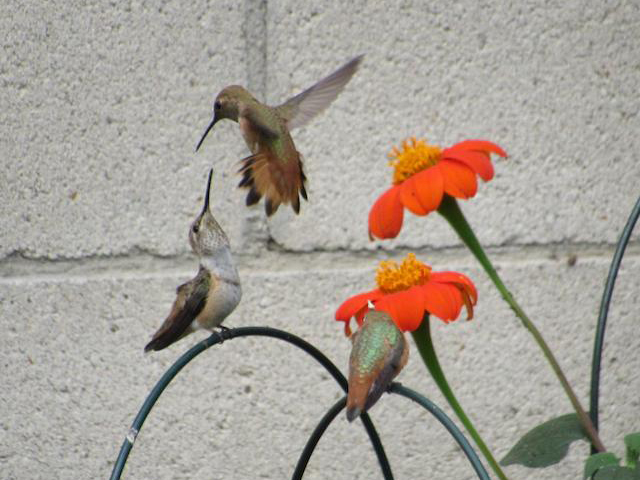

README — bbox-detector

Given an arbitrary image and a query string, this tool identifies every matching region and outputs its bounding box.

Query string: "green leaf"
[585,453,620,479]
[500,413,588,468]
[625,433,640,468]
[593,465,638,480]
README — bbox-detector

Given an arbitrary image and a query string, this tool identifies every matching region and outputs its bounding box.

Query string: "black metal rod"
[359,410,394,479]
[291,396,348,480]
[109,334,217,480]
[292,383,490,479]
[109,326,393,480]
[390,383,491,480]
[589,195,640,450]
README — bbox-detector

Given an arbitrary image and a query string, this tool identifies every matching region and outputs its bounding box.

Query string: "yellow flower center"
[375,253,432,294]
[389,137,442,184]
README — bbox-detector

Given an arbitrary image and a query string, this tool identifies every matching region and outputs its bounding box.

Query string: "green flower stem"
[412,318,508,480]
[437,194,605,453]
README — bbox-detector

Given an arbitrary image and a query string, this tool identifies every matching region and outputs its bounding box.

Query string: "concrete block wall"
[2,1,639,479]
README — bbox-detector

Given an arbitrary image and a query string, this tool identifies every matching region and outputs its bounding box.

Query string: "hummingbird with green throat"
[195,55,363,216]
[346,306,409,422]
[144,169,241,352]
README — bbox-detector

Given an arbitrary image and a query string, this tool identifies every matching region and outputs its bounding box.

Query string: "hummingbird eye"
[192,223,199,234]
[214,101,221,111]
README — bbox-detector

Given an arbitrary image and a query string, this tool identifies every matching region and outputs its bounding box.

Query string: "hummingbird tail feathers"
[346,377,372,423]
[236,151,307,216]
[144,323,194,352]
[346,405,362,423]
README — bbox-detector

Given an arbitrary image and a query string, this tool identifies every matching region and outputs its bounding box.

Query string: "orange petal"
[422,282,462,322]
[440,160,478,199]
[376,286,425,332]
[368,186,404,240]
[449,140,507,158]
[429,271,478,304]
[342,319,353,337]
[458,286,474,320]
[444,284,463,320]
[335,289,382,321]
[412,165,444,213]
[430,274,475,320]
[355,305,368,326]
[443,149,494,182]
[400,176,429,216]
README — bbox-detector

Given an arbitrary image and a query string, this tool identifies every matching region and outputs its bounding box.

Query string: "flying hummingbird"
[144,169,242,352]
[346,308,409,422]
[195,55,363,216]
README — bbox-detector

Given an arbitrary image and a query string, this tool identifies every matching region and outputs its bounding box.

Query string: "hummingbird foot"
[214,325,232,344]
[388,381,401,392]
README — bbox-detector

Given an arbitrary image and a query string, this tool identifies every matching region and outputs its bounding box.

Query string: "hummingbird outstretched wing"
[276,55,363,131]
[144,267,211,352]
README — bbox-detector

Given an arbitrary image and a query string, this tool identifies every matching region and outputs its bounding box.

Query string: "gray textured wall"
[2,1,639,479]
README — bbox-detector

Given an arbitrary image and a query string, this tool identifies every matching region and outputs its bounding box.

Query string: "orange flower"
[335,253,477,335]
[369,138,507,240]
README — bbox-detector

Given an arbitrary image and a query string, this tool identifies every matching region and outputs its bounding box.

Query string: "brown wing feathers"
[144,271,210,352]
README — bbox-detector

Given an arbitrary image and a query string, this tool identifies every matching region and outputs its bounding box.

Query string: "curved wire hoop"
[109,326,393,480]
[292,386,490,480]
[389,384,490,480]
[292,396,348,480]
[589,196,640,446]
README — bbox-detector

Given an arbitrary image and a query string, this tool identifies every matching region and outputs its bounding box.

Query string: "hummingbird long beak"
[202,168,213,215]
[195,116,218,152]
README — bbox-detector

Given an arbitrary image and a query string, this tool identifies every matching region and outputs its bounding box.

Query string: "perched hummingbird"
[346,308,409,422]
[195,55,363,216]
[144,169,242,352]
